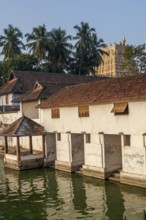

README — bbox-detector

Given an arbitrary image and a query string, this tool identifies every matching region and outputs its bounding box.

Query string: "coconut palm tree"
[73,22,95,75]
[25,24,49,66]
[46,27,72,73]
[73,22,108,75]
[89,33,108,74]
[0,24,24,60]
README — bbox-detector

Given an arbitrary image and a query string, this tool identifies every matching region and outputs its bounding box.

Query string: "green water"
[0,158,146,220]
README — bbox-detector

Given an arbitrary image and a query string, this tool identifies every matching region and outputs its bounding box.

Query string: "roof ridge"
[14,116,25,135]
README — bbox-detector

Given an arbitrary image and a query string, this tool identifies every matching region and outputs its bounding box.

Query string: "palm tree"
[73,22,95,75]
[0,24,24,60]
[73,21,108,75]
[89,33,108,74]
[46,27,72,73]
[25,24,49,66]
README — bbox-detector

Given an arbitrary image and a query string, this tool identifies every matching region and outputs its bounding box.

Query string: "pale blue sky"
[0,0,146,46]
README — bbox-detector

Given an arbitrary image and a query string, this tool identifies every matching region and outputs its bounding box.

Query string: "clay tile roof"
[0,116,45,137]
[0,70,107,95]
[0,78,23,95]
[13,81,76,102]
[38,73,146,108]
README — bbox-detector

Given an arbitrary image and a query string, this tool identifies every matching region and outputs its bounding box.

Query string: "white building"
[38,73,146,188]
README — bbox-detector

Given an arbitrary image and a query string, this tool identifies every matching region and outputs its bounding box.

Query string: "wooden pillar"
[42,135,45,157]
[4,136,8,154]
[29,136,33,154]
[16,136,21,161]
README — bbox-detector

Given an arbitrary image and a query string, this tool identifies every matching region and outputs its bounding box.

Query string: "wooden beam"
[29,136,33,154]
[16,136,21,161]
[4,136,8,154]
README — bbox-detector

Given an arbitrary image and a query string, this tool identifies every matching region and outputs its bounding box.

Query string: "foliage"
[0,54,39,85]
[0,24,24,60]
[0,22,109,77]
[25,24,49,66]
[0,61,10,85]
[4,54,39,72]
[122,44,146,75]
[45,27,72,73]
[71,22,108,75]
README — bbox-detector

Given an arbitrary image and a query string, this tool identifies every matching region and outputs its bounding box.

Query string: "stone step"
[112,172,120,178]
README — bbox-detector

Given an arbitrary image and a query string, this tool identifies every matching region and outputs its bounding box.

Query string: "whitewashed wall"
[40,101,146,134]
[56,133,70,162]
[22,101,39,119]
[0,111,21,127]
[40,100,146,175]
[84,134,102,168]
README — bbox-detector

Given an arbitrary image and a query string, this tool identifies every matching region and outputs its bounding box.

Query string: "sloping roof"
[0,71,107,96]
[13,81,76,102]
[0,116,44,136]
[0,78,23,95]
[38,73,146,108]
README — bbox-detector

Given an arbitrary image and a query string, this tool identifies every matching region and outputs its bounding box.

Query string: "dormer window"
[111,102,128,115]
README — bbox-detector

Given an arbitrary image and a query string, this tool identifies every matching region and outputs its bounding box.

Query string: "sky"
[0,0,146,46]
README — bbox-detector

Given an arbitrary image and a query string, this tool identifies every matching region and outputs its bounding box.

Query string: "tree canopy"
[0,22,146,85]
[0,24,24,60]
[122,44,146,75]
[45,27,72,73]
[71,22,108,75]
[25,24,49,66]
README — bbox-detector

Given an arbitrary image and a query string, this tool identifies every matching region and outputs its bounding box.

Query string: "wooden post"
[42,135,45,157]
[16,136,21,161]
[29,136,33,154]
[4,136,8,154]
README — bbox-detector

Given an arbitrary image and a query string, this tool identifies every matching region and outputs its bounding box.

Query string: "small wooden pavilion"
[0,115,46,170]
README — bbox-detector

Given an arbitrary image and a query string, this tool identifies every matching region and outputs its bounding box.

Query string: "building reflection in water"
[121,184,146,220]
[1,158,146,220]
[53,170,87,219]
[104,181,125,220]
[83,176,108,220]
[0,166,49,220]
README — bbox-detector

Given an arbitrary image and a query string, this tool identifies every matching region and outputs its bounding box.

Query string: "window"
[111,102,128,115]
[51,108,60,118]
[86,134,91,143]
[124,135,130,146]
[57,133,61,141]
[78,106,89,117]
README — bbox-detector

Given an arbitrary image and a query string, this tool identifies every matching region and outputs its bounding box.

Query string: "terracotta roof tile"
[13,82,76,102]
[0,79,23,95]
[0,70,107,96]
[38,74,146,108]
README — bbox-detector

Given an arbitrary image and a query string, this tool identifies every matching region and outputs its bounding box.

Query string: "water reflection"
[0,158,146,220]
[104,181,125,220]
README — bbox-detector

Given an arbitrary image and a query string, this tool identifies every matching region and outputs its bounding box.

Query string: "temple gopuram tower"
[96,38,126,77]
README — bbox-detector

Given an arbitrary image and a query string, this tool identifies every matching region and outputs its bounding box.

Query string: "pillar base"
[82,165,107,179]
[120,171,146,188]
[44,158,55,167]
[82,165,116,179]
[55,160,83,172]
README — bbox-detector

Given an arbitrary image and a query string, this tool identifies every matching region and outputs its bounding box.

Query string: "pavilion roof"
[0,116,45,137]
